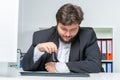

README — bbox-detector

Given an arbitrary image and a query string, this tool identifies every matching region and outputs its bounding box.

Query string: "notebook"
[20,71,90,77]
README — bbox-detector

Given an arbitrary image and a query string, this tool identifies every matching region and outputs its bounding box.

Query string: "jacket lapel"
[69,33,80,61]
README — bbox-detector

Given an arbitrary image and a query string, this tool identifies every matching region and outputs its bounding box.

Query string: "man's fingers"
[45,62,56,72]
[47,43,57,53]
[50,43,58,53]
[44,46,50,53]
[45,62,52,67]
[37,42,58,53]
[45,42,57,53]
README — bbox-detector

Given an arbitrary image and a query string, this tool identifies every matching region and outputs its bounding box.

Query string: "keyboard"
[20,71,90,77]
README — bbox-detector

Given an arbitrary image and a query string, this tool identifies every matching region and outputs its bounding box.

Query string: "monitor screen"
[0,0,19,62]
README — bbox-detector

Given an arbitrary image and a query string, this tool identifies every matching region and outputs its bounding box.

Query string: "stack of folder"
[97,39,113,73]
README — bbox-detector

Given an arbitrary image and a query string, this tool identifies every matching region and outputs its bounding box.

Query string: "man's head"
[56,3,84,43]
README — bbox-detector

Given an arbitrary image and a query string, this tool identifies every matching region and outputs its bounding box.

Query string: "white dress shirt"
[33,39,71,73]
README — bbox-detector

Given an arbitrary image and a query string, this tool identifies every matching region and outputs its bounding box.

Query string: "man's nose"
[65,31,71,36]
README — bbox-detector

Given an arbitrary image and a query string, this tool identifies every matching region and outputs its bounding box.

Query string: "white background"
[18,0,120,72]
[0,0,19,62]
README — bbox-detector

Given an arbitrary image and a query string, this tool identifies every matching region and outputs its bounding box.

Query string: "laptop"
[20,71,90,77]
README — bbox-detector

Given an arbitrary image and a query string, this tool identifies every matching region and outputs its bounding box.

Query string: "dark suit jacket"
[21,26,103,73]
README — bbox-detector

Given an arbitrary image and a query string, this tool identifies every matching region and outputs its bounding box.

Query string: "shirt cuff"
[55,62,70,73]
[33,46,45,63]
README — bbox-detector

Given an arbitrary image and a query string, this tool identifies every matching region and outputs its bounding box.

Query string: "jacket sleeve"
[21,32,48,71]
[66,28,102,73]
[21,27,57,71]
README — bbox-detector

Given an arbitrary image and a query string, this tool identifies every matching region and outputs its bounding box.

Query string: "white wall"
[18,0,120,72]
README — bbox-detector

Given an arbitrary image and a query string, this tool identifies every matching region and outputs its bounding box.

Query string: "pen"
[52,53,57,62]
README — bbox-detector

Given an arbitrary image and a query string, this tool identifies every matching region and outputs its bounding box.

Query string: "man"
[21,3,102,73]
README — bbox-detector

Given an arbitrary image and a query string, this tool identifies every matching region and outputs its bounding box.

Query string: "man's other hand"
[45,62,56,72]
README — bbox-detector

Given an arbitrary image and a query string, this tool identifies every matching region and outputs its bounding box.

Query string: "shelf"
[102,60,113,63]
[95,28,113,73]
[93,28,113,39]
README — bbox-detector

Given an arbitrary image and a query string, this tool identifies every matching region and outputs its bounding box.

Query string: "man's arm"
[21,28,57,71]
[21,43,38,71]
[33,46,45,62]
[33,46,70,73]
[66,28,102,73]
[21,31,48,71]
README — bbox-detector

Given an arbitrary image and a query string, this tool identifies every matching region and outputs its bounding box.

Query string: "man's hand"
[45,62,56,72]
[37,42,58,53]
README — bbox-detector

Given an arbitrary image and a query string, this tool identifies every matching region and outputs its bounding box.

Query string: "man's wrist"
[33,46,45,62]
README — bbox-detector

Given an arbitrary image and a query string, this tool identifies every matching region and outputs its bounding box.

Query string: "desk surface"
[0,67,120,80]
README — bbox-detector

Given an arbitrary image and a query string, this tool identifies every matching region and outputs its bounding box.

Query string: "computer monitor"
[0,0,19,76]
[0,0,19,62]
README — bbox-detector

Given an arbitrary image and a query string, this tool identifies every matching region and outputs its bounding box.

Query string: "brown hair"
[56,3,84,25]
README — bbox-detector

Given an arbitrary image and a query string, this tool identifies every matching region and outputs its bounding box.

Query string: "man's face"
[57,23,79,43]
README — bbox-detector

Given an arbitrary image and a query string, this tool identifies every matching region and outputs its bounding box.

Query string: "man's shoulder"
[79,27,94,34]
[78,27,96,39]
[32,26,56,43]
[80,27,93,31]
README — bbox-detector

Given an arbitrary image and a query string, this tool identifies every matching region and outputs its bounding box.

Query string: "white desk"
[0,67,120,80]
